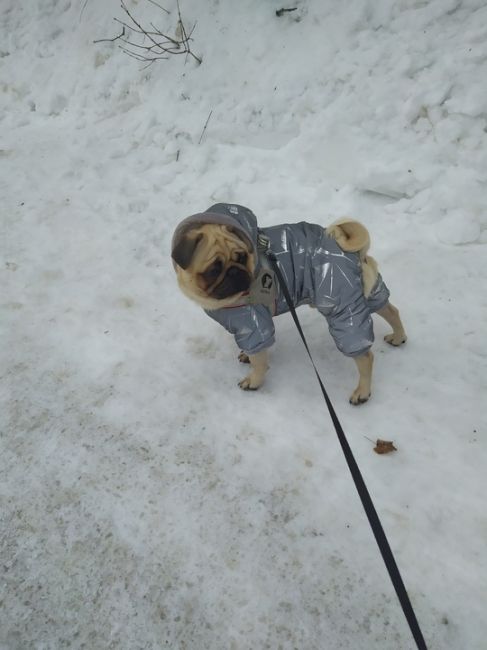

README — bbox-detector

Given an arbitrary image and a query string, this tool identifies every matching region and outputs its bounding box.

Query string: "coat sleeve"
[205,304,275,354]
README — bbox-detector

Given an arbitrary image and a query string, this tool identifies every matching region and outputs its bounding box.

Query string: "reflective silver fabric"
[175,203,389,357]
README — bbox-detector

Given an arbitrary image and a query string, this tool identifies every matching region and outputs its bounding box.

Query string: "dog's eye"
[205,260,223,278]
[235,252,248,265]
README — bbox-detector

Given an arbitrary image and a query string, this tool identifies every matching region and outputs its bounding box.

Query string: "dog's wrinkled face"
[172,224,255,310]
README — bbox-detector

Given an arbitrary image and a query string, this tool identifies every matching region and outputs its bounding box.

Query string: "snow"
[1,0,486,648]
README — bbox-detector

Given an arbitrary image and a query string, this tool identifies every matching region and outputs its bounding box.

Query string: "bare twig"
[93,26,126,44]
[121,0,163,50]
[198,110,213,145]
[150,22,180,46]
[175,0,201,64]
[147,0,170,14]
[276,7,297,17]
[120,45,168,62]
[94,0,201,66]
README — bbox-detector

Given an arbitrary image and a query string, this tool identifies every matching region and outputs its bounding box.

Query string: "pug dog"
[171,203,406,404]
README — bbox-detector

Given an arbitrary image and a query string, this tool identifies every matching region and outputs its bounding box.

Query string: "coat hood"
[171,203,259,266]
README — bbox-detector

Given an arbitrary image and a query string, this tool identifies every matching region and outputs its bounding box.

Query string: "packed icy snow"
[1,0,487,648]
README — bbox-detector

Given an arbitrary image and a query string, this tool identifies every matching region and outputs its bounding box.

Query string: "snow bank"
[1,1,486,648]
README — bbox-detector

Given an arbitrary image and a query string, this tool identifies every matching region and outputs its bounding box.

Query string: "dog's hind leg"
[376,302,407,346]
[350,350,373,405]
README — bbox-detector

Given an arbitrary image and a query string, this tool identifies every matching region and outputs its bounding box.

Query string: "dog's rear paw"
[238,351,250,364]
[238,376,260,391]
[349,389,370,405]
[384,333,407,346]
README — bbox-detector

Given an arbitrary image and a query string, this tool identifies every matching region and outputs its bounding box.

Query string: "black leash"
[265,248,428,650]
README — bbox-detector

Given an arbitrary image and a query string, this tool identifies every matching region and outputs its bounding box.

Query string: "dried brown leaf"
[373,439,397,455]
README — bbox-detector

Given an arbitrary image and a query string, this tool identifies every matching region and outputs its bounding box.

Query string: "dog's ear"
[172,233,203,270]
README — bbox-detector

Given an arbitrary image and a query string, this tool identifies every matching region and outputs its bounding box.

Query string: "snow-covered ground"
[1,0,487,648]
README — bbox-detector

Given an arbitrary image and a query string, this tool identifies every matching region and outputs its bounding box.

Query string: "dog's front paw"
[238,351,250,364]
[384,333,407,346]
[238,375,261,391]
[237,350,268,391]
[349,388,370,405]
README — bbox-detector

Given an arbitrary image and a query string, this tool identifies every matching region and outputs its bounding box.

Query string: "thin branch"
[113,17,143,33]
[198,110,213,145]
[120,45,169,61]
[120,0,163,52]
[150,22,180,46]
[113,17,171,40]
[176,0,201,64]
[146,0,170,15]
[120,38,174,53]
[177,0,190,49]
[119,46,151,62]
[94,0,201,66]
[140,60,157,70]
[93,26,125,44]
[182,21,197,44]
[276,7,297,17]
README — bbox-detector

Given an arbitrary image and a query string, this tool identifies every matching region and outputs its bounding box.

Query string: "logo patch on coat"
[261,273,273,290]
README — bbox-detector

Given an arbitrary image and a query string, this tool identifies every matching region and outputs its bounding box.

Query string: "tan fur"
[376,302,407,346]
[361,254,378,297]
[326,218,370,253]
[238,349,269,390]
[350,351,374,405]
[349,303,407,403]
[326,218,378,297]
[326,218,406,402]
[175,224,255,310]
[174,219,407,403]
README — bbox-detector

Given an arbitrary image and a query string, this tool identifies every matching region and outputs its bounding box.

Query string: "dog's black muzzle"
[210,266,251,299]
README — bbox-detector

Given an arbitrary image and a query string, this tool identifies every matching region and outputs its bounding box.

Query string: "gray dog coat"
[173,203,390,358]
